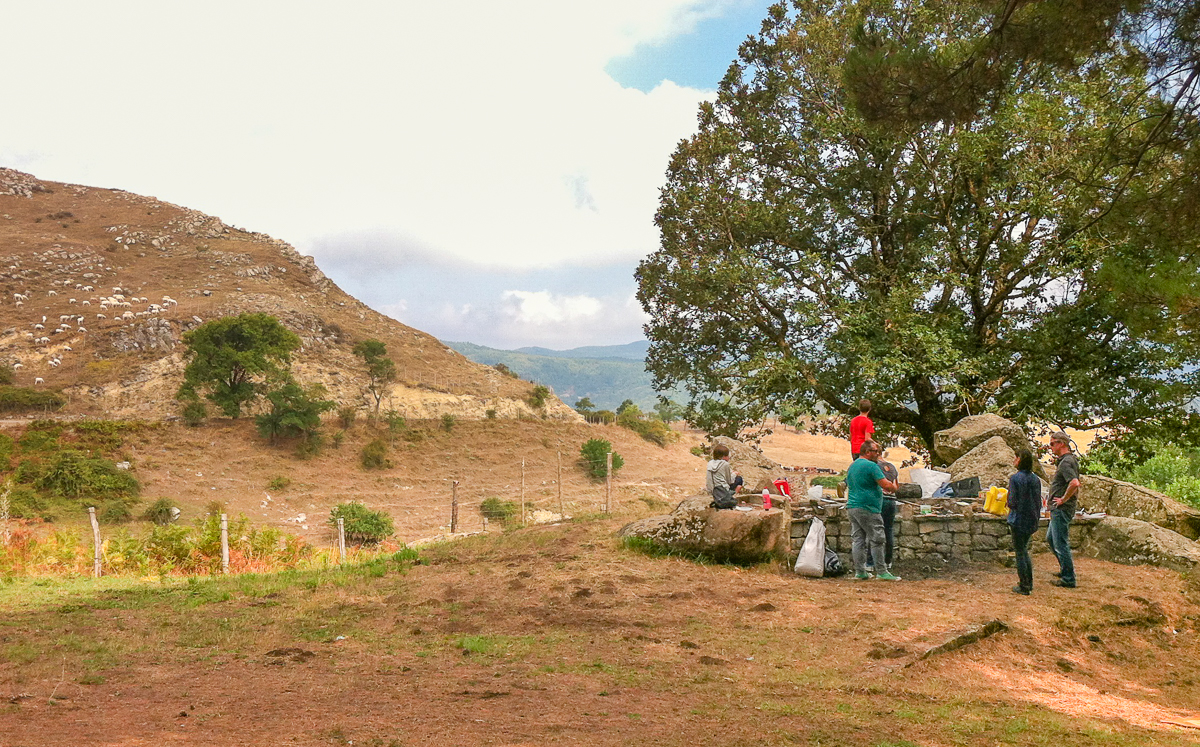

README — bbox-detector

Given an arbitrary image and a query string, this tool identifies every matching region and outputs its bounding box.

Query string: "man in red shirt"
[849,399,874,459]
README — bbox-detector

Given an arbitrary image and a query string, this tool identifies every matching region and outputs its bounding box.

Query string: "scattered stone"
[1056,658,1074,672]
[680,641,700,649]
[867,642,910,660]
[749,602,777,612]
[572,588,593,599]
[1087,635,1102,643]
[699,656,727,666]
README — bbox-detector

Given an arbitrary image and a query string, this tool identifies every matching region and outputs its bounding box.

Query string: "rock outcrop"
[618,495,789,564]
[949,436,1018,492]
[1079,516,1200,573]
[934,414,1034,467]
[1079,475,1200,540]
[711,436,787,494]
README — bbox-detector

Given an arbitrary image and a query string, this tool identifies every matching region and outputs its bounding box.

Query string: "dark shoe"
[1012,585,1030,596]
[1052,571,1063,578]
[1054,579,1076,588]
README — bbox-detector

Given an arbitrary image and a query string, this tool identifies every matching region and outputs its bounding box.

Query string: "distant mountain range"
[444,340,681,411]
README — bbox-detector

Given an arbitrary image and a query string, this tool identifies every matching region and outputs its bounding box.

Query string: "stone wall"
[791,512,1101,564]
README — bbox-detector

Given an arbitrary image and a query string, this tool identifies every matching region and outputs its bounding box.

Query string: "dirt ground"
[2,517,1200,747]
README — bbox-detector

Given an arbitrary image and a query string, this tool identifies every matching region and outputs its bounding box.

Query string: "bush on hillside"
[0,386,66,414]
[361,438,392,470]
[441,413,457,432]
[181,399,207,427]
[17,450,140,502]
[528,385,550,409]
[338,406,357,429]
[142,497,179,525]
[330,502,395,544]
[100,499,137,524]
[616,406,678,447]
[479,497,518,525]
[580,438,624,480]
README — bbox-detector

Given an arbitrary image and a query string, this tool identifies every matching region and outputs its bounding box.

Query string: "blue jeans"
[1046,506,1076,585]
[880,498,897,567]
[1011,526,1034,592]
[848,507,886,574]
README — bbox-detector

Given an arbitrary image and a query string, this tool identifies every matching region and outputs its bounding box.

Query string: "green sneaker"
[853,572,871,580]
[874,571,902,581]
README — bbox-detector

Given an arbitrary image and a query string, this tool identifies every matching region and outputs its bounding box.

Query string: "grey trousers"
[848,507,886,573]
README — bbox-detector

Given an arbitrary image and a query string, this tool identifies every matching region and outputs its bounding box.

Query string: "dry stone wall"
[791,512,1101,563]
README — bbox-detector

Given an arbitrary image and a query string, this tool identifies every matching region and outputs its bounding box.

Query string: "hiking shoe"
[1053,571,1063,578]
[1012,585,1031,596]
[853,572,871,581]
[1054,579,1076,588]
[864,564,875,573]
[874,571,901,581]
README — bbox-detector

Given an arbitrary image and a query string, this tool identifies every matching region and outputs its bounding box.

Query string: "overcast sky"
[2,1,771,349]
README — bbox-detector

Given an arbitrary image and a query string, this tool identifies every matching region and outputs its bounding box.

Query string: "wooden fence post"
[88,507,101,578]
[520,459,526,525]
[557,451,563,517]
[337,518,346,563]
[605,452,613,513]
[451,480,459,534]
[220,513,229,574]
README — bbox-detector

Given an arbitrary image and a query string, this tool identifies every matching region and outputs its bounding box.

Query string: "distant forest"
[444,340,683,411]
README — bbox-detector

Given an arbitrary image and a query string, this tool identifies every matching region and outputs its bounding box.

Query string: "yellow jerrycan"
[983,486,998,513]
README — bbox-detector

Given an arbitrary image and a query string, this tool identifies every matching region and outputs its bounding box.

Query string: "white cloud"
[501,291,603,325]
[1,1,732,271]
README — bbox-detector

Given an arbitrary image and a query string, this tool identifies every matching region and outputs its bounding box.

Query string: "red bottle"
[762,488,771,510]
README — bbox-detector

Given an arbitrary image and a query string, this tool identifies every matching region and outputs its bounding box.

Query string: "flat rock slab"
[618,494,789,563]
[911,619,1008,664]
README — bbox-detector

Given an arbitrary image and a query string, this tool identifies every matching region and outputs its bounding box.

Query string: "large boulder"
[948,436,1018,492]
[1079,475,1200,540]
[934,414,1035,468]
[617,495,790,563]
[1078,516,1200,573]
[711,436,788,494]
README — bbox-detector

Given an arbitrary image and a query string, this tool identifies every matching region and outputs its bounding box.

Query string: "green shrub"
[485,409,497,420]
[441,413,457,432]
[5,485,50,520]
[810,473,846,488]
[361,438,391,470]
[100,500,136,524]
[617,408,678,447]
[181,400,207,426]
[293,432,325,460]
[142,497,179,525]
[18,425,61,452]
[0,367,12,385]
[331,430,345,449]
[255,381,335,442]
[267,475,292,491]
[479,497,518,524]
[690,444,709,458]
[0,386,66,414]
[338,406,357,429]
[383,411,406,434]
[1165,475,1200,509]
[330,502,395,543]
[0,433,13,470]
[580,438,623,480]
[20,450,140,502]
[528,384,550,408]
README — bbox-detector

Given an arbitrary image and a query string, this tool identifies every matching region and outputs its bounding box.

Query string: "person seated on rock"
[706,443,744,509]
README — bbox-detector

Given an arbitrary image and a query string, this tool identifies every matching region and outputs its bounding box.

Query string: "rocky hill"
[0,168,578,421]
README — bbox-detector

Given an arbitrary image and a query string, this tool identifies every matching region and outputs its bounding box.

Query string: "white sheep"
[78,327,86,333]
[34,377,43,385]
[14,300,21,307]
[96,314,106,319]
[68,298,76,304]
[12,362,22,369]
[33,323,43,330]
[48,290,56,296]
[81,300,90,306]
[83,285,93,292]
[63,346,72,351]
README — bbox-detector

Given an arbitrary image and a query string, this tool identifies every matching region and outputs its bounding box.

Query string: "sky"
[1,1,773,350]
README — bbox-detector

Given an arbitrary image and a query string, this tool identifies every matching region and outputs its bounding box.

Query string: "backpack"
[710,485,738,509]
[823,548,846,577]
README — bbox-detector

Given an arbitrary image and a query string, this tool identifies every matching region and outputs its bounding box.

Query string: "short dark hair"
[1050,431,1070,446]
[712,444,729,459]
[858,399,872,414]
[1016,448,1034,472]
[860,439,880,454]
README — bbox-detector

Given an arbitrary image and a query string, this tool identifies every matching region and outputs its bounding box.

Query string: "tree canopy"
[177,313,301,418]
[636,0,1200,448]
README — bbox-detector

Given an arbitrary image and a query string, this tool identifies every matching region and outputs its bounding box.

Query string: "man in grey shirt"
[1046,432,1081,588]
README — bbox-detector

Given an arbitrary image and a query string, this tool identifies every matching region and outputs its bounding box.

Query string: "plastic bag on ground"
[794,517,826,577]
[910,468,951,500]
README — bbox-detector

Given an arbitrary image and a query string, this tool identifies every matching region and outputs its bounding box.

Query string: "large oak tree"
[636,0,1200,449]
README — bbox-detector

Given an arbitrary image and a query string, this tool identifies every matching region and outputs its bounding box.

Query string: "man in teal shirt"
[846,440,900,581]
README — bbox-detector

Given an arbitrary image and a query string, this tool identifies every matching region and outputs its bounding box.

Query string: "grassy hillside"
[2,518,1198,746]
[445,340,683,411]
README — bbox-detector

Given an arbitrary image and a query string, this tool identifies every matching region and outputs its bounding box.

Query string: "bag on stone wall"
[794,517,826,577]
[823,548,846,577]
